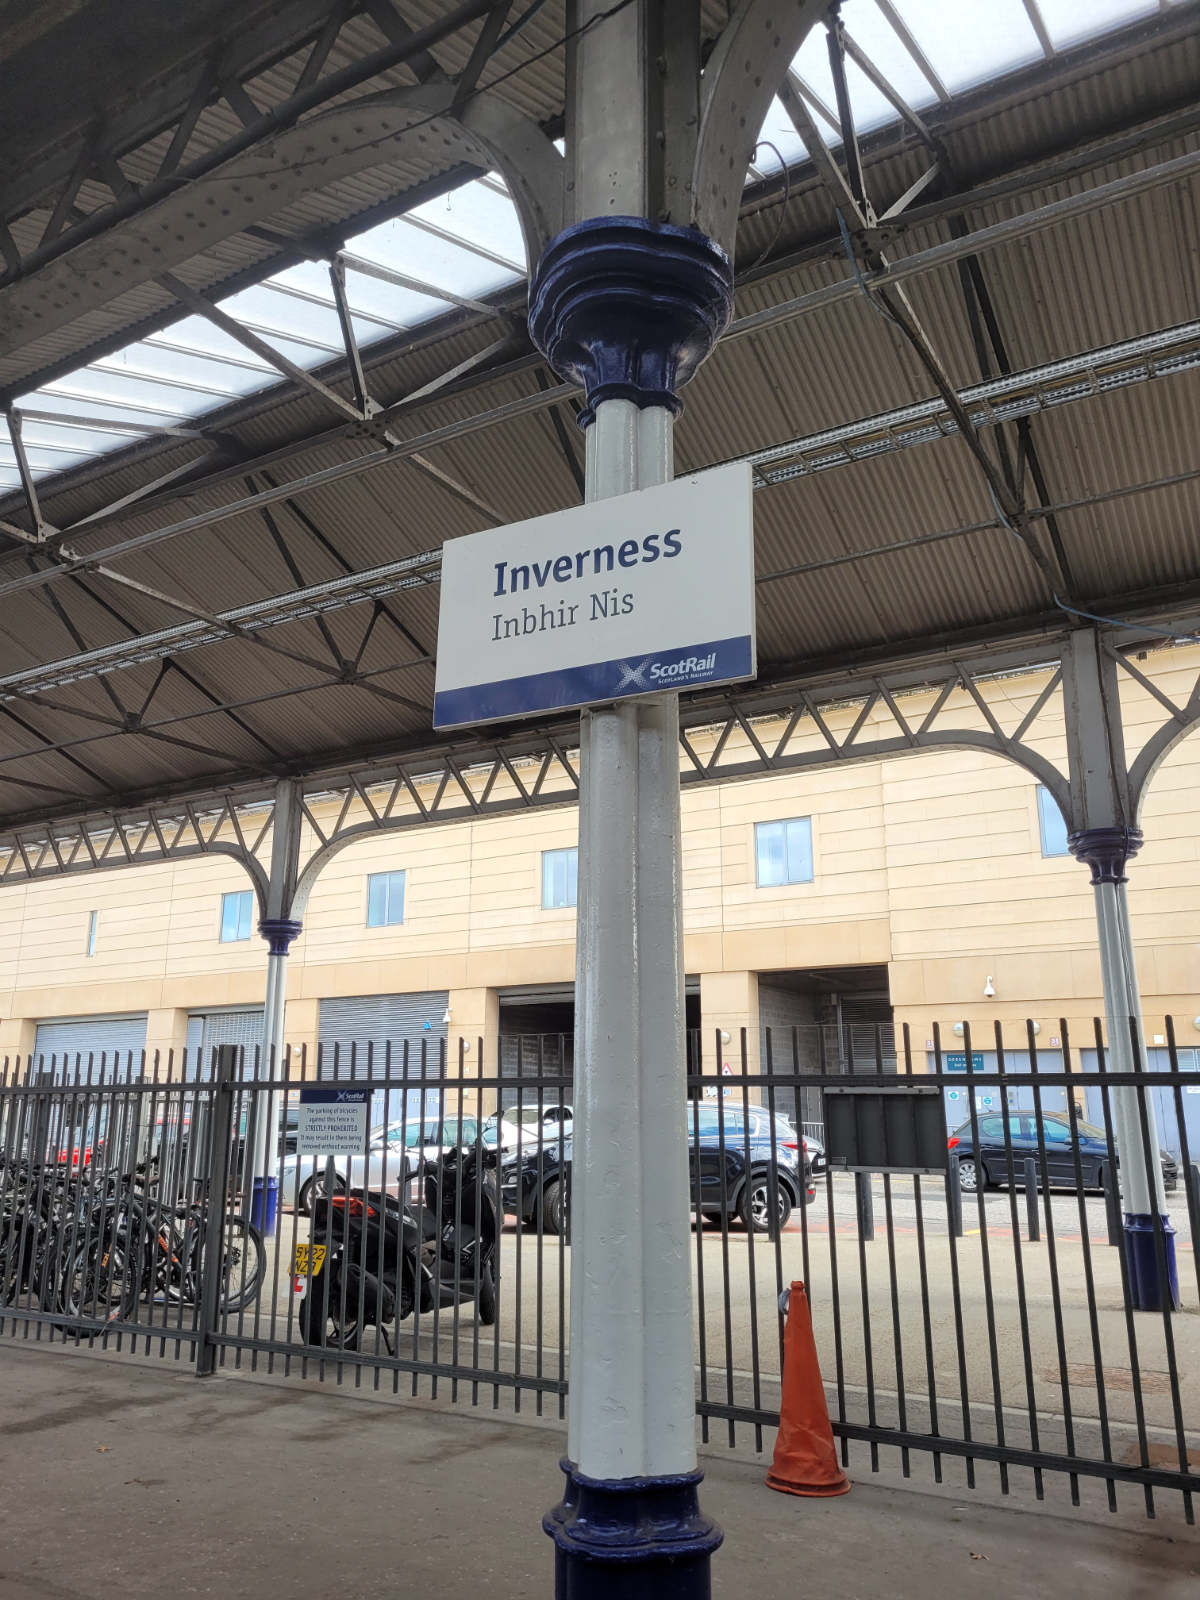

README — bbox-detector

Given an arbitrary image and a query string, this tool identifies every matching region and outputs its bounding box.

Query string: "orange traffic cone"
[766,1281,850,1498]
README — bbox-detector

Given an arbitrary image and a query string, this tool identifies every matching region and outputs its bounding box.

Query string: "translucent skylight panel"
[0,438,92,472]
[833,48,914,133]
[788,29,843,135]
[25,389,188,429]
[1033,0,1158,51]
[216,283,346,357]
[405,177,527,268]
[844,1,940,107]
[748,101,809,174]
[778,3,916,138]
[241,329,351,371]
[40,367,227,416]
[359,217,520,300]
[11,419,129,455]
[144,314,271,366]
[340,265,448,327]
[265,260,399,329]
[885,0,1044,94]
[95,340,271,397]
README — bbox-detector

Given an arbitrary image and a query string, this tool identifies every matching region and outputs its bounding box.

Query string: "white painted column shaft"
[262,952,288,1069]
[569,397,697,1481]
[1095,880,1166,1214]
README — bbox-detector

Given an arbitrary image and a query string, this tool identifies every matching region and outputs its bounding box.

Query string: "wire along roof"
[0,0,1170,492]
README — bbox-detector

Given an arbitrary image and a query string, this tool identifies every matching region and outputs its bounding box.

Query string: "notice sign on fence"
[296,1087,370,1152]
[433,463,755,728]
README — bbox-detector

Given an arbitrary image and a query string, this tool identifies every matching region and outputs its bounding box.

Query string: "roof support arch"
[0,82,563,368]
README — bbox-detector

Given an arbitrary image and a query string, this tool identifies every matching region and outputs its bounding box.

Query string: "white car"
[280,1114,479,1214]
[482,1103,573,1155]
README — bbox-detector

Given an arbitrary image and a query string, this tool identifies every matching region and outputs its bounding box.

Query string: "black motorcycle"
[297,1142,499,1350]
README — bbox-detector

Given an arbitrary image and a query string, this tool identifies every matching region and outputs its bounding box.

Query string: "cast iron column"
[1064,630,1178,1311]
[249,778,302,1234]
[528,226,730,1600]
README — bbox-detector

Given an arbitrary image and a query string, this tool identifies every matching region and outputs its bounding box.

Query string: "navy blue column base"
[545,1460,723,1599]
[250,1176,278,1234]
[1124,1213,1179,1311]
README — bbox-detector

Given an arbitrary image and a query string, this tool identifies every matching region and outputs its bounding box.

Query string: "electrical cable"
[1051,595,1200,643]
[744,143,791,274]
[984,483,1198,640]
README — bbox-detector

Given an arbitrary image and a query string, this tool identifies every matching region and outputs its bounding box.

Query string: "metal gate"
[1,1019,1197,1521]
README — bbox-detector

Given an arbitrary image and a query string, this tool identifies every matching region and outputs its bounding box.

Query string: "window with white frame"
[542,848,578,909]
[755,817,813,887]
[85,910,98,957]
[367,869,406,927]
[1037,786,1070,858]
[219,889,254,943]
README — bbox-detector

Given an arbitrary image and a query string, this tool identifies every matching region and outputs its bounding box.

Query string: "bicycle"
[61,1166,265,1323]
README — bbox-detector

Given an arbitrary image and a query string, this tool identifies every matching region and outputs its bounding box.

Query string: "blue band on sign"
[434,634,753,728]
[298,1088,370,1104]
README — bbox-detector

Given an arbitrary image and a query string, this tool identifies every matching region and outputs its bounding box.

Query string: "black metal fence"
[2,1021,1198,1520]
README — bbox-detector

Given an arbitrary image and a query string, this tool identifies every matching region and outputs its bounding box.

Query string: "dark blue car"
[500,1100,813,1235]
[949,1110,1178,1194]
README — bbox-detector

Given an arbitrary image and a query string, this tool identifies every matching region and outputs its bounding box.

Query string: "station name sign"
[433,463,755,728]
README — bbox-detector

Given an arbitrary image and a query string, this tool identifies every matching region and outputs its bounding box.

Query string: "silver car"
[280,1114,478,1214]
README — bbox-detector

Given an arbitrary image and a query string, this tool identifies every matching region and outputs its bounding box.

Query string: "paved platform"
[0,1342,1196,1600]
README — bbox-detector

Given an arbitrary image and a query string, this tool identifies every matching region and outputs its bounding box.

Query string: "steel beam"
[0,1,498,292]
[0,2,345,232]
[1,311,1196,636]
[3,111,1195,544]
[0,626,1141,885]
[731,145,1200,344]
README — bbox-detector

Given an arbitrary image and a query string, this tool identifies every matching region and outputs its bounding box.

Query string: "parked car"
[803,1130,827,1176]
[281,1115,479,1214]
[501,1103,813,1236]
[948,1111,1178,1194]
[482,1103,573,1154]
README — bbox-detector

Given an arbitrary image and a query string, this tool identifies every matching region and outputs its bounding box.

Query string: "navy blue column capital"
[527,217,734,425]
[259,916,302,955]
[1068,824,1143,885]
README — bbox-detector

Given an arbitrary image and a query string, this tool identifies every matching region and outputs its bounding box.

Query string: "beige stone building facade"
[2,645,1198,1079]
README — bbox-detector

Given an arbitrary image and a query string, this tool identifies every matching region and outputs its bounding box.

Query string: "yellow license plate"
[293,1242,326,1277]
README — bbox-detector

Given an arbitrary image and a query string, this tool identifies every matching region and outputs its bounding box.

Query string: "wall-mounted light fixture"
[984,976,995,998]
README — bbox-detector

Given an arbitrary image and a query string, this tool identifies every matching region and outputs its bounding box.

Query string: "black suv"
[500,1101,813,1235]
[949,1110,1178,1194]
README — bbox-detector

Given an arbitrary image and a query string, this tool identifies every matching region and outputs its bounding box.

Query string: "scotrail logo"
[615,651,719,688]
[648,650,717,682]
